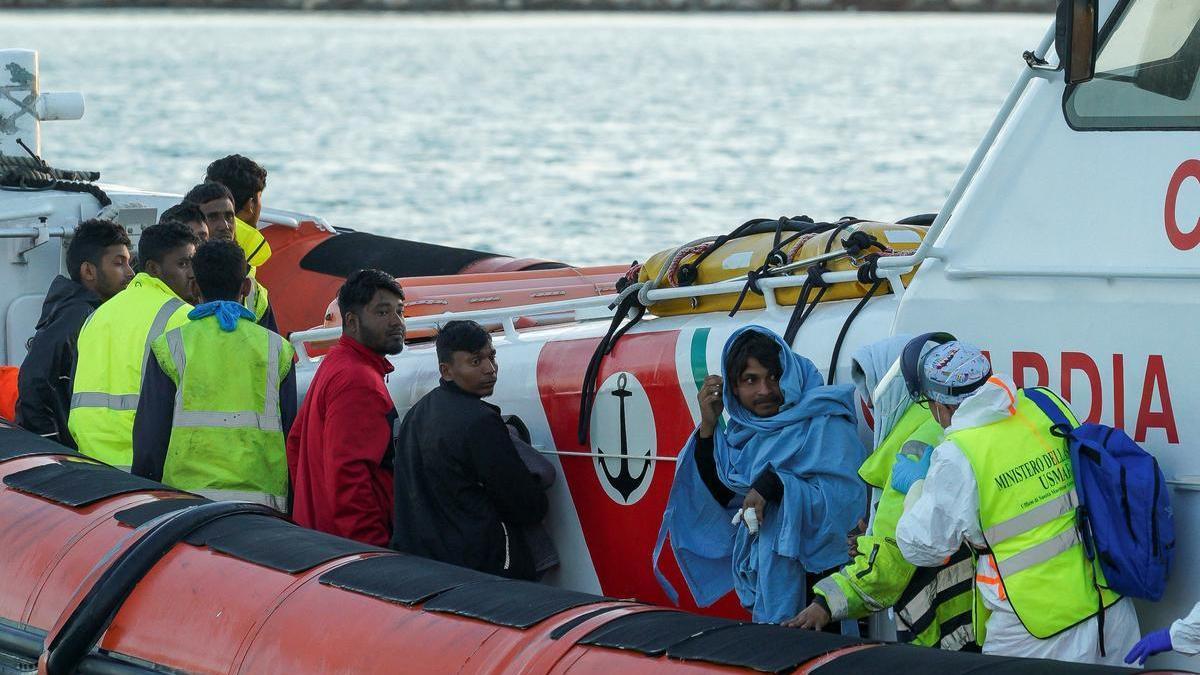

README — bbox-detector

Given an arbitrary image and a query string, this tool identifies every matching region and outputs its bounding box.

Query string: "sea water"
[0,10,1046,265]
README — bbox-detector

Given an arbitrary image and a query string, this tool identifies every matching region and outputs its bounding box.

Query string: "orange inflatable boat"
[0,427,1173,675]
[255,219,624,337]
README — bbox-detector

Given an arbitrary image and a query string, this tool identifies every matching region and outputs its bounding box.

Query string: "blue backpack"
[1025,387,1175,601]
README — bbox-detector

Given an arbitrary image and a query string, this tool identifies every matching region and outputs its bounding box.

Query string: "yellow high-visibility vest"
[151,314,292,510]
[70,273,192,468]
[952,388,1121,638]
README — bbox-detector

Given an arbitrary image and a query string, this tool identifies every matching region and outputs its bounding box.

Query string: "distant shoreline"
[0,1,1055,11]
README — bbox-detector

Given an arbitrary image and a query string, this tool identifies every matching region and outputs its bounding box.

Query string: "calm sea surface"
[1,11,1047,265]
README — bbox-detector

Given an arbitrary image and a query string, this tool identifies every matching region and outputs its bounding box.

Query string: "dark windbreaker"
[391,380,548,580]
[15,275,102,448]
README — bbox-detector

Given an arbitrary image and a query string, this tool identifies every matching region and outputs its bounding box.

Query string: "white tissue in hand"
[744,508,760,535]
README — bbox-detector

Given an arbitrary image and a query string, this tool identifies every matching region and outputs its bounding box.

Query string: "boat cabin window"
[1065,0,1200,129]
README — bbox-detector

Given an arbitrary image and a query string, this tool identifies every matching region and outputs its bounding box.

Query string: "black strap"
[577,290,646,444]
[676,217,771,286]
[727,220,809,318]
[246,238,268,265]
[827,277,883,385]
[726,265,767,318]
[782,264,830,345]
[841,230,884,258]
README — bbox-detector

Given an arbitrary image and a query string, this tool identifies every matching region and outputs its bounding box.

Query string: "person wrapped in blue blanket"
[653,325,869,623]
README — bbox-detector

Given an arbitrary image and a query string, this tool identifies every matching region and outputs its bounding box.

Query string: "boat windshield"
[1065,0,1200,130]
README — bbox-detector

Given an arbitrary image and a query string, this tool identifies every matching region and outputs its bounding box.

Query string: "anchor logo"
[590,371,657,505]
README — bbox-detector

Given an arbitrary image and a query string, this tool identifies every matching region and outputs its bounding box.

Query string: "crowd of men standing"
[13,154,552,582]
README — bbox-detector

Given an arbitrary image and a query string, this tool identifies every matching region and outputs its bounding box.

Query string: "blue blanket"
[653,326,868,623]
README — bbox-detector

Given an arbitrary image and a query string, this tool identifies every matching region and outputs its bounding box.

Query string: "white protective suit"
[895,374,1140,665]
[1170,603,1200,655]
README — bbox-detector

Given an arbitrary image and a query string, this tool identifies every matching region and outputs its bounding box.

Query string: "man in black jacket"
[391,320,548,579]
[16,219,133,447]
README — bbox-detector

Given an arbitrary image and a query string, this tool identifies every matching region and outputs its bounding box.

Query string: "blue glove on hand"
[890,446,933,495]
[1125,627,1173,665]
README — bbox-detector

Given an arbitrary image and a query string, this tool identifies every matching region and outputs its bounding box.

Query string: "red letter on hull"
[1165,158,1200,251]
[1061,352,1103,424]
[1136,355,1179,444]
[1012,351,1049,389]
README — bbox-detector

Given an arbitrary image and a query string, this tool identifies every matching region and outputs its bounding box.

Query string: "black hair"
[435,320,491,364]
[183,181,234,207]
[337,269,404,322]
[160,202,205,225]
[205,154,267,211]
[66,218,131,283]
[138,220,199,268]
[725,330,783,381]
[192,239,248,302]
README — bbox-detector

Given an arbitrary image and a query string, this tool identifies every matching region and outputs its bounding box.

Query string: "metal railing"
[291,293,618,361]
[290,266,912,363]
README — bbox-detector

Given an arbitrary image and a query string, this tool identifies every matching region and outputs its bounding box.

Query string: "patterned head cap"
[920,341,990,405]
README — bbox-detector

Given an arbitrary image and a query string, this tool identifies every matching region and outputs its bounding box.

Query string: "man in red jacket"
[287,269,405,546]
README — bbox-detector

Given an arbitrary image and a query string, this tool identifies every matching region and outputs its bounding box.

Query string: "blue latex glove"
[1125,627,1173,665]
[890,447,933,494]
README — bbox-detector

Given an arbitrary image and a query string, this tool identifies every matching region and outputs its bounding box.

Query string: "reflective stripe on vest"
[164,328,284,432]
[984,489,1079,547]
[69,298,185,414]
[996,526,1083,579]
[193,488,286,512]
[69,392,139,410]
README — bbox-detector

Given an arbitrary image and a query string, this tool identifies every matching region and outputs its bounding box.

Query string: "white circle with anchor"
[589,371,657,506]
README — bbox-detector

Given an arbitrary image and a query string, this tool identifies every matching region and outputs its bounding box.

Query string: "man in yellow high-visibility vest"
[132,239,295,510]
[69,221,199,468]
[204,154,271,271]
[184,180,275,333]
[894,336,1139,665]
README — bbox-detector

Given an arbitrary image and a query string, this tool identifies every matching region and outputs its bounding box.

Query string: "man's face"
[88,243,135,301]
[439,341,499,398]
[348,290,406,355]
[186,219,209,243]
[199,198,236,241]
[148,244,197,303]
[732,356,784,417]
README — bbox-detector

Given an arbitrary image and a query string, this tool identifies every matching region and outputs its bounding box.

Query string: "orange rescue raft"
[0,428,1165,675]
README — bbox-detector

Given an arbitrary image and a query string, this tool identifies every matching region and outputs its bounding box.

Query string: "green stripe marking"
[689,327,725,431]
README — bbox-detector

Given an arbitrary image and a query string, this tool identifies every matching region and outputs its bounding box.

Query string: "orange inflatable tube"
[0,428,1172,675]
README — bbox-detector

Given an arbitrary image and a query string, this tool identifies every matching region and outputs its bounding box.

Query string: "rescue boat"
[4,0,1200,669]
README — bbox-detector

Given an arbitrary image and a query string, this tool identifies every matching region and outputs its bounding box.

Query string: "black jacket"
[391,380,548,580]
[694,434,784,506]
[15,276,101,448]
